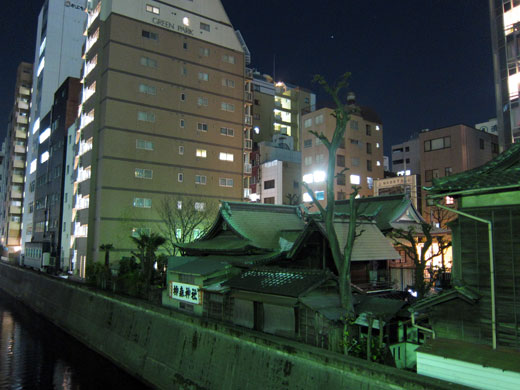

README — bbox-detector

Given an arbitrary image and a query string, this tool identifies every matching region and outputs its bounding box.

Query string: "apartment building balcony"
[9,205,22,215]
[75,236,88,252]
[19,86,30,96]
[244,163,252,174]
[78,178,91,196]
[13,160,24,169]
[77,208,89,224]
[14,145,25,154]
[244,115,252,126]
[17,99,29,110]
[87,0,101,30]
[15,128,27,139]
[244,91,253,102]
[80,149,92,167]
[7,236,21,247]
[245,67,253,79]
[11,189,22,199]
[244,139,252,150]
[12,174,24,184]
[16,114,28,124]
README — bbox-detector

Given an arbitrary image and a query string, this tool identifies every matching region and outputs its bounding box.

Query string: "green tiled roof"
[175,232,255,254]
[426,143,520,196]
[335,194,425,231]
[225,268,331,298]
[410,285,480,312]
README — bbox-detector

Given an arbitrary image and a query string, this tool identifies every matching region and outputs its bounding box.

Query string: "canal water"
[0,289,151,389]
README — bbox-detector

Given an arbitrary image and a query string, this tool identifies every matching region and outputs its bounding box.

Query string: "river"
[0,289,151,389]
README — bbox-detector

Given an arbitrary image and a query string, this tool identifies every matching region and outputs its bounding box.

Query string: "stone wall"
[0,263,470,390]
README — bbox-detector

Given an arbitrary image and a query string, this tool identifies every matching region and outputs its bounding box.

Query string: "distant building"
[22,0,87,251]
[474,118,498,136]
[0,62,33,256]
[383,155,390,172]
[419,124,499,223]
[301,95,384,203]
[373,175,421,212]
[391,135,420,176]
[251,73,316,151]
[489,0,520,148]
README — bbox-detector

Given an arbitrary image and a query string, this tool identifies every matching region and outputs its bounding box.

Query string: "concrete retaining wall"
[0,263,470,389]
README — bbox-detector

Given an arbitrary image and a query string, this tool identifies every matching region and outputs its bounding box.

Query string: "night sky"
[0,0,495,157]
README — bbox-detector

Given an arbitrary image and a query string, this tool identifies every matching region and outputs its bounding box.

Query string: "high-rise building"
[72,0,248,271]
[22,0,87,250]
[0,62,33,256]
[489,0,520,149]
[391,135,420,176]
[29,77,81,270]
[301,95,385,204]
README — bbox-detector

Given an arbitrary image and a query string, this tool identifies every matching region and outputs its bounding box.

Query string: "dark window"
[479,139,484,150]
[393,159,404,165]
[339,137,345,149]
[337,191,346,200]
[367,160,372,171]
[445,167,452,176]
[405,146,410,152]
[366,142,372,154]
[424,136,451,152]
[264,179,275,189]
[366,124,371,136]
[142,30,158,40]
[492,143,499,153]
[303,139,312,148]
[183,42,188,49]
[337,173,346,185]
[336,155,345,167]
[425,169,439,182]
[264,197,275,204]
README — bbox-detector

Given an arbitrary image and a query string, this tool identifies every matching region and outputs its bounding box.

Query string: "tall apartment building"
[29,78,81,270]
[0,62,33,256]
[420,124,499,222]
[22,0,87,250]
[301,96,385,203]
[252,73,316,150]
[72,0,248,271]
[489,0,520,149]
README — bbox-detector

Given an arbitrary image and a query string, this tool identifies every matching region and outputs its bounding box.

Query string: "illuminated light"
[254,126,260,134]
[350,174,361,185]
[39,37,46,57]
[302,193,312,202]
[39,128,51,144]
[37,57,45,77]
[30,159,37,174]
[445,196,454,205]
[376,125,380,131]
[275,82,284,87]
[303,173,314,184]
[376,161,381,166]
[13,246,22,252]
[249,193,261,202]
[32,117,40,134]
[183,17,190,26]
[397,170,411,176]
[376,142,380,148]
[407,288,418,298]
[40,151,49,163]
[313,170,326,183]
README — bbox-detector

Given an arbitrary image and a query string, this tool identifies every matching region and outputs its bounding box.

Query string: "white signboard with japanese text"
[169,281,201,305]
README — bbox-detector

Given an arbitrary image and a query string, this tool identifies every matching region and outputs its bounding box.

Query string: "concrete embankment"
[0,262,470,389]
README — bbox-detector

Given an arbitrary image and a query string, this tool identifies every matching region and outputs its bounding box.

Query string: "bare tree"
[302,73,358,318]
[388,223,451,298]
[157,196,218,256]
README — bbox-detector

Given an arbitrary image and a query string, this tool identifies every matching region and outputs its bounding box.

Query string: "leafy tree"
[302,73,358,317]
[131,232,166,297]
[388,223,452,298]
[157,196,218,256]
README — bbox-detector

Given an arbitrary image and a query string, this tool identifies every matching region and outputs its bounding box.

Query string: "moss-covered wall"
[0,263,469,390]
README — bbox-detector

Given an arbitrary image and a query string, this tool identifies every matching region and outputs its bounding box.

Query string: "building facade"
[419,124,499,223]
[72,0,248,270]
[301,99,385,203]
[22,0,87,251]
[373,175,421,212]
[391,135,420,175]
[489,0,520,148]
[0,62,33,256]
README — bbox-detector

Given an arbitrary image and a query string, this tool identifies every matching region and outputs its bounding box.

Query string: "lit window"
[177,201,182,210]
[39,128,51,144]
[139,83,156,95]
[37,57,45,77]
[197,97,208,106]
[315,191,325,200]
[195,202,205,211]
[376,161,381,166]
[197,122,208,132]
[30,159,37,174]
[183,17,190,26]
[176,229,182,239]
[40,151,49,163]
[302,193,312,202]
[303,173,314,184]
[193,229,201,239]
[376,125,380,131]
[196,149,207,158]
[350,174,361,185]
[367,177,373,189]
[445,196,455,205]
[137,111,155,122]
[313,170,326,183]
[135,168,153,179]
[219,152,234,161]
[198,72,209,81]
[146,4,159,14]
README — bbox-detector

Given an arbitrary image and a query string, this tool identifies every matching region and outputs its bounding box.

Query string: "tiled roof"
[175,233,255,254]
[355,295,407,321]
[410,285,480,312]
[426,143,520,196]
[224,268,331,297]
[335,194,425,231]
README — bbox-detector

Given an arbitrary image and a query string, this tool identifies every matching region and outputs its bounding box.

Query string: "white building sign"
[169,281,201,305]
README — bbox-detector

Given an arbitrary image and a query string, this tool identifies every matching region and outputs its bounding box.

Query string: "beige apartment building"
[73,0,248,270]
[0,62,33,255]
[301,97,385,204]
[420,124,499,223]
